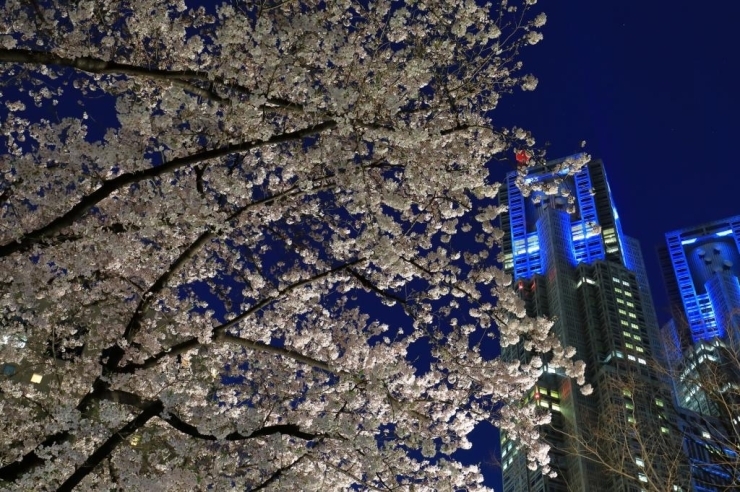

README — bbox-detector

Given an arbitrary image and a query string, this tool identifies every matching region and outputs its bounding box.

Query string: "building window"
[30,373,43,384]
[635,457,645,467]
[2,364,17,376]
[638,473,648,483]
[655,399,664,407]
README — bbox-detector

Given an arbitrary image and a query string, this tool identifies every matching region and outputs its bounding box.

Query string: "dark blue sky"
[495,0,739,324]
[477,2,740,488]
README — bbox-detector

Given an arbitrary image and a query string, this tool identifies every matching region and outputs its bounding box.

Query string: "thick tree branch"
[0,120,337,258]
[56,400,164,492]
[97,390,320,441]
[162,414,320,442]
[0,48,303,110]
[0,380,106,483]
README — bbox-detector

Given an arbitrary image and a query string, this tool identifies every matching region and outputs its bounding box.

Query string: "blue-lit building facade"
[499,157,684,492]
[660,217,740,490]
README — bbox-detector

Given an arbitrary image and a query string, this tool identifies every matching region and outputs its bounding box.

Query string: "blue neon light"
[506,166,605,281]
[665,216,740,342]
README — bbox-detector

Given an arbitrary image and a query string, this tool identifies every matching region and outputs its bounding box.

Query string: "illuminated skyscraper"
[498,156,684,492]
[659,216,740,490]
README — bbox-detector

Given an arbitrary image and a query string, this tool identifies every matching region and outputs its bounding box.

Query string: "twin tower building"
[498,157,739,492]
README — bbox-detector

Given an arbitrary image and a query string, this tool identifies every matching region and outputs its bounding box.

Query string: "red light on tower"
[515,149,530,165]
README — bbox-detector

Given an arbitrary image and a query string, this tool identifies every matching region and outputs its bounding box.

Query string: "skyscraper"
[498,156,684,492]
[659,216,740,490]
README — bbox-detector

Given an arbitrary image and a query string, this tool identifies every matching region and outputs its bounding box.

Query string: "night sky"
[475,1,740,488]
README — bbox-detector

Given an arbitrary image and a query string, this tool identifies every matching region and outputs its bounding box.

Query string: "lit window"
[629,312,637,319]
[702,431,711,439]
[628,416,636,423]
[130,434,142,446]
[617,298,625,304]
[623,331,631,338]
[626,343,634,349]
[551,390,559,399]
[623,389,632,397]
[635,457,645,467]
[615,288,623,294]
[619,309,627,315]
[638,358,646,365]
[621,320,629,326]
[625,402,634,410]
[631,323,639,329]
[30,373,43,384]
[628,355,636,361]
[627,302,635,308]
[636,346,644,353]
[625,291,633,297]
[551,403,561,412]
[655,399,664,407]
[638,473,648,483]
[661,427,669,434]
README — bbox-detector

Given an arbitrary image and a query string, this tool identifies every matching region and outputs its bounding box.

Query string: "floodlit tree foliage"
[0,0,588,489]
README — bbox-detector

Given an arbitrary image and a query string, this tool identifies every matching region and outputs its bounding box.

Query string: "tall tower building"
[659,216,740,490]
[498,157,685,492]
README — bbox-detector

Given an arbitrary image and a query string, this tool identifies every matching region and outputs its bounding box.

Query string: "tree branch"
[96,390,320,441]
[0,48,303,110]
[251,453,311,491]
[56,400,164,492]
[0,120,337,258]
[115,259,361,373]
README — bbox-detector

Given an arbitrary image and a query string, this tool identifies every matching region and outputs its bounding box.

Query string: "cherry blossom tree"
[0,0,588,489]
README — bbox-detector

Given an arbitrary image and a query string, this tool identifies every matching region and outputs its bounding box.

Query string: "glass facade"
[499,157,685,492]
[660,216,740,490]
